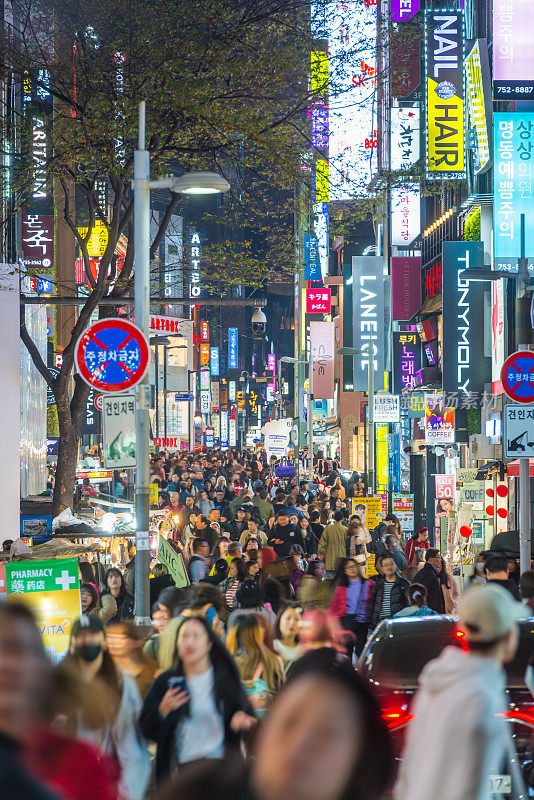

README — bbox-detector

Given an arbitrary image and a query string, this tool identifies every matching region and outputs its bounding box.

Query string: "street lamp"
[281,355,314,482]
[337,346,375,495]
[133,100,230,623]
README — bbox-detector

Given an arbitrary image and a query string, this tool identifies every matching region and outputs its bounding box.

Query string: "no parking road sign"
[501,351,534,404]
[75,319,150,393]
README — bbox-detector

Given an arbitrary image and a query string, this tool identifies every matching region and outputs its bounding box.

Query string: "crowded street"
[3,0,534,798]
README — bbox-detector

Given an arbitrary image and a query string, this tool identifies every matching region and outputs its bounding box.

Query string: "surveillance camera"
[251,308,266,334]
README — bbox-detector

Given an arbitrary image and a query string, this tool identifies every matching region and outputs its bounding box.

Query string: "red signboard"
[425,260,442,299]
[435,474,455,499]
[200,342,210,367]
[306,287,331,314]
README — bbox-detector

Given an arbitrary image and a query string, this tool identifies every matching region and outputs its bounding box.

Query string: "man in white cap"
[394,583,527,800]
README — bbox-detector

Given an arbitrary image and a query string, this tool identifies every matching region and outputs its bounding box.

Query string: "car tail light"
[496,708,534,727]
[382,706,415,730]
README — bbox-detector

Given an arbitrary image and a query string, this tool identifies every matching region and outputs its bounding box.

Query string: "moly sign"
[442,242,486,396]
[425,10,466,179]
[352,256,385,392]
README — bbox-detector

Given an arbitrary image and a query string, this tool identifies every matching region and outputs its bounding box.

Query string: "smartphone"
[168,676,187,692]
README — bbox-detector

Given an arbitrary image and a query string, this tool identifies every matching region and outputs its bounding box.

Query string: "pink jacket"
[330,581,373,618]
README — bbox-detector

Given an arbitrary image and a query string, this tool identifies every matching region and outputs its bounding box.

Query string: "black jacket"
[140,666,251,782]
[267,523,305,558]
[369,574,410,628]
[413,563,445,613]
[101,590,135,623]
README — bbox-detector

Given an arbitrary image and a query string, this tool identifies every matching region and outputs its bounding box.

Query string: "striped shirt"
[380,580,395,619]
[225,580,240,608]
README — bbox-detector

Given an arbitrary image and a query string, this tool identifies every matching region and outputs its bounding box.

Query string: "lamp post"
[281,354,313,482]
[337,347,374,495]
[133,100,230,623]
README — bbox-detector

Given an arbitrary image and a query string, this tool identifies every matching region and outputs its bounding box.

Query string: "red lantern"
[486,488,494,498]
[497,507,507,519]
[486,505,495,516]
[459,525,472,538]
[496,484,508,498]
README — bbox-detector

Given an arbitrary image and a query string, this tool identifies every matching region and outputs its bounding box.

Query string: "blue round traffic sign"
[501,350,534,404]
[75,319,149,393]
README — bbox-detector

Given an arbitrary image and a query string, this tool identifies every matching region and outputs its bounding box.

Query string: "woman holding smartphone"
[140,616,256,783]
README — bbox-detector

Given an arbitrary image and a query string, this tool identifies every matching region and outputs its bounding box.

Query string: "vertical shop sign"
[493,0,534,100]
[228,328,238,369]
[391,257,421,321]
[425,10,466,178]
[392,332,422,394]
[442,242,486,396]
[493,112,534,272]
[351,257,385,392]
[310,321,335,400]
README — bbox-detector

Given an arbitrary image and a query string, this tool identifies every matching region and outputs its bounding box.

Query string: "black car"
[358,617,534,780]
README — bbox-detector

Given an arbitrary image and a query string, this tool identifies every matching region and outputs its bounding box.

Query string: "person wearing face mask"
[0,603,119,800]
[57,615,151,800]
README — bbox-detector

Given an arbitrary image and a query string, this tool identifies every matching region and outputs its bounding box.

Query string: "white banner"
[103,393,136,468]
[391,183,421,247]
[373,394,400,423]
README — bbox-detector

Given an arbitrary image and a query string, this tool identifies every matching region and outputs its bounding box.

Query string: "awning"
[506,459,534,477]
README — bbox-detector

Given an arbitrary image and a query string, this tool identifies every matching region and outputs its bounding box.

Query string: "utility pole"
[133,101,151,624]
[517,214,531,574]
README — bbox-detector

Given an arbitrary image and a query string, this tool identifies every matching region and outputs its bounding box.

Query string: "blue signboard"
[175,393,194,402]
[228,328,238,369]
[210,346,220,377]
[304,234,322,281]
[494,112,534,272]
[388,432,401,493]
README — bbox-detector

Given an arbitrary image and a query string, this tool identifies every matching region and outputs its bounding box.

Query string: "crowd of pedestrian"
[3,446,534,800]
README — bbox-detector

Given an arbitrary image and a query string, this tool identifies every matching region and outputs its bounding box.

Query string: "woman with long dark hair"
[403,527,430,565]
[140,616,256,782]
[329,558,372,659]
[101,568,134,623]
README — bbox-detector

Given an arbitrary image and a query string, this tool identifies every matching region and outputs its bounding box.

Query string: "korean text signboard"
[425,394,455,444]
[494,113,534,272]
[425,10,466,179]
[504,404,534,458]
[392,331,421,394]
[442,242,486,397]
[6,558,80,663]
[493,0,534,100]
[75,319,149,393]
[228,328,238,369]
[390,107,420,171]
[103,394,136,468]
[392,493,415,533]
[501,351,534,404]
[391,184,421,247]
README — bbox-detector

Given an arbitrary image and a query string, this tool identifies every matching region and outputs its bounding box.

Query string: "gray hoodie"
[394,645,525,800]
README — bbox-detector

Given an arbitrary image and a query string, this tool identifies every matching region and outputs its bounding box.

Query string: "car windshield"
[359,619,534,690]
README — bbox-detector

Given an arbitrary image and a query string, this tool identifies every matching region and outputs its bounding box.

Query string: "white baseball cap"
[457,583,528,642]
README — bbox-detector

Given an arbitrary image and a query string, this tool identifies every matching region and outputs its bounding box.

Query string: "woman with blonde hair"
[227,613,285,717]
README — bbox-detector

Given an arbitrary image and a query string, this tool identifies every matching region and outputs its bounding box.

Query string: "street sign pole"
[519,458,531,574]
[133,101,151,625]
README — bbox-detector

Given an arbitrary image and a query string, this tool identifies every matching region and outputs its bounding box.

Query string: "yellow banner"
[352,496,383,530]
[427,77,465,175]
